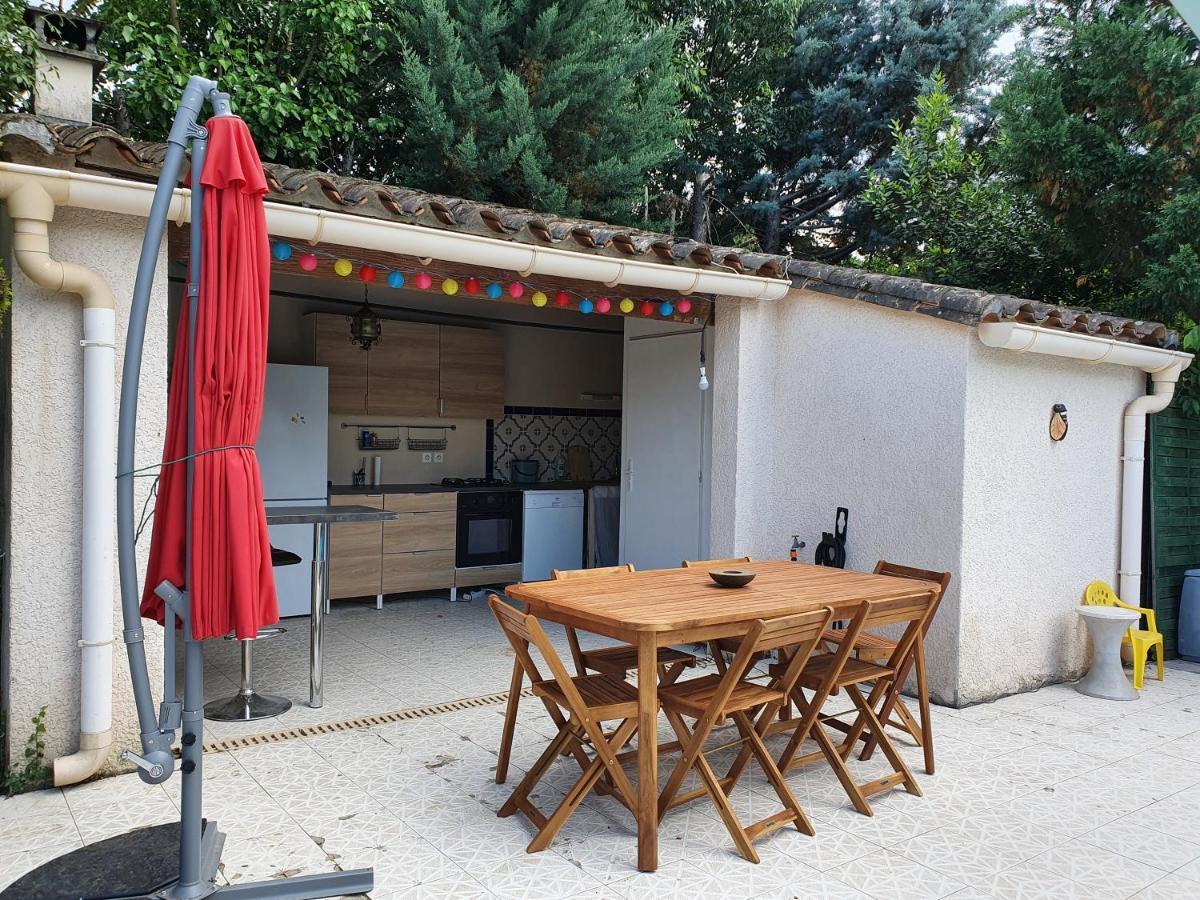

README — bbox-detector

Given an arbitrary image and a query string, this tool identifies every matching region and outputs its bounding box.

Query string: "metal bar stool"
[203,546,298,722]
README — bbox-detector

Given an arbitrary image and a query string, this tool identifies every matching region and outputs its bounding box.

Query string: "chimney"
[22,5,105,125]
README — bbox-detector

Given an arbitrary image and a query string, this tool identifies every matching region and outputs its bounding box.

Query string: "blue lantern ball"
[271,242,292,261]
[386,271,405,289]
[659,301,674,317]
[486,282,504,299]
[579,299,594,315]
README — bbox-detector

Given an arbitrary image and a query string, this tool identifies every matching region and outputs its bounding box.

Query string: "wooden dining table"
[505,560,941,872]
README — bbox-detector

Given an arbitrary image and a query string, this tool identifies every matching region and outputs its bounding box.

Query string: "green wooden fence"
[1148,405,1200,656]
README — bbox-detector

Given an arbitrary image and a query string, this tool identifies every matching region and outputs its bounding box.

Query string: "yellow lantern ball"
[531,291,548,308]
[619,297,635,314]
[442,278,459,295]
[333,258,353,277]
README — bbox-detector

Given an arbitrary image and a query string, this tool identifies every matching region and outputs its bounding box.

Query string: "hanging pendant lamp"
[349,287,381,350]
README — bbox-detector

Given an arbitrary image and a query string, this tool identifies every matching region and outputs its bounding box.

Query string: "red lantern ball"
[508,282,525,298]
[359,264,377,284]
[677,298,692,315]
[595,297,611,314]
[554,291,570,308]
[640,300,654,316]
[298,253,318,272]
[465,277,481,294]
[415,272,433,290]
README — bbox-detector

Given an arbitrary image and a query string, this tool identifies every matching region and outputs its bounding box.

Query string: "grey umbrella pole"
[117,74,217,784]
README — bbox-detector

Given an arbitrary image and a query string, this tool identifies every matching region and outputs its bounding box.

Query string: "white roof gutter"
[979,320,1194,609]
[0,160,790,300]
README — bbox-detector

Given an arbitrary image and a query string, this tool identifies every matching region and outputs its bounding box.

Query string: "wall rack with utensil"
[340,422,457,452]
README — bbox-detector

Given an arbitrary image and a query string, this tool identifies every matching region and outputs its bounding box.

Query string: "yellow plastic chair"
[1083,580,1164,690]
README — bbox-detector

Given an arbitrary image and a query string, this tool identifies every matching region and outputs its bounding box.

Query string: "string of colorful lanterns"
[269,241,697,319]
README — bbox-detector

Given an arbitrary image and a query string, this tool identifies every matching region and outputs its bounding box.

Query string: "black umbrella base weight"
[1,820,372,899]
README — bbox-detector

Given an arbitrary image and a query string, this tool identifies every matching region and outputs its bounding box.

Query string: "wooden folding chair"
[656,606,834,863]
[495,566,697,784]
[488,596,642,854]
[821,562,950,774]
[776,593,937,816]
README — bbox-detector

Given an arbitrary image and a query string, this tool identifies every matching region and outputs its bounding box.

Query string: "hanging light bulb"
[349,286,382,351]
[698,349,709,392]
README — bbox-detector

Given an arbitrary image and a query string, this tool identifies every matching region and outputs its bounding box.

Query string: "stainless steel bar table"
[264,504,397,707]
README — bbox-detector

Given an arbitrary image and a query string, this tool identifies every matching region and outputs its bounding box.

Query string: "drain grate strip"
[198,687,535,755]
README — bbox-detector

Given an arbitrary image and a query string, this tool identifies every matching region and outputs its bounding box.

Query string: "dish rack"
[341,422,456,452]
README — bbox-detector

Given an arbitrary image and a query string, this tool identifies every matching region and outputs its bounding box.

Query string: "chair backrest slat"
[552,564,635,580]
[682,557,752,568]
[489,595,590,713]
[756,609,831,653]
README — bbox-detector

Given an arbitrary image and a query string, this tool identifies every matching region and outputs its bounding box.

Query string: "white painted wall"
[713,286,1156,705]
[957,342,1143,703]
[4,208,168,773]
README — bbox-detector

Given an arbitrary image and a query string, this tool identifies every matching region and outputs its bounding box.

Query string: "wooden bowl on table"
[708,569,756,588]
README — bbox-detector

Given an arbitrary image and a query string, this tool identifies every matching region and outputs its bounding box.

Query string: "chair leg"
[496,658,524,784]
[914,640,935,775]
[1132,642,1146,691]
[846,684,921,799]
[1156,639,1165,683]
[526,718,638,853]
[500,722,575,818]
[732,710,814,837]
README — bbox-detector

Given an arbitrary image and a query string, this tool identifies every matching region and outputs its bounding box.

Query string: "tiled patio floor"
[3,597,1200,899]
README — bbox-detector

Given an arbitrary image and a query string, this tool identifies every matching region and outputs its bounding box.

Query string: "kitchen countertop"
[264,504,399,524]
[328,481,618,496]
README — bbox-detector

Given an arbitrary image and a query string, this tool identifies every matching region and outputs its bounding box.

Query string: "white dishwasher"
[522,490,585,581]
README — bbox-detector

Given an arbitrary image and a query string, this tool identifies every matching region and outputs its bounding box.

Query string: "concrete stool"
[203,545,300,721]
[1076,605,1141,701]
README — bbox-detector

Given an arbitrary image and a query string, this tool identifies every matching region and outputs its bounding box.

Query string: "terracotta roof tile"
[0,114,1179,349]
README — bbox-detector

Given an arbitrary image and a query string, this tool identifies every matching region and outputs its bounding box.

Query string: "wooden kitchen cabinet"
[381,492,457,594]
[368,321,440,416]
[438,325,506,419]
[309,315,505,421]
[311,314,368,414]
[328,494,383,600]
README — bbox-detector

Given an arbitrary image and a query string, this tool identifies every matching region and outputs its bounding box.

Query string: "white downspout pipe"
[1,177,116,785]
[978,321,1194,606]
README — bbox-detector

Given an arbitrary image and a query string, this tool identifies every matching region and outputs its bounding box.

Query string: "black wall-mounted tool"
[814,507,848,568]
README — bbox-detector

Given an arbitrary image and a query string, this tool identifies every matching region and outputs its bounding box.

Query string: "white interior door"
[620,323,705,569]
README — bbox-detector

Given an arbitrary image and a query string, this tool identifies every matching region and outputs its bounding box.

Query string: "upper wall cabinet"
[369,320,440,417]
[311,313,367,414]
[439,325,505,419]
[309,314,505,420]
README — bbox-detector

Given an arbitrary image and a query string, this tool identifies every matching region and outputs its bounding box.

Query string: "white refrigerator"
[257,363,329,617]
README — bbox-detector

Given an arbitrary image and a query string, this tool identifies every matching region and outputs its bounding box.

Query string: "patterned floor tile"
[1079,820,1200,873]
[473,848,607,899]
[219,827,335,886]
[0,788,68,824]
[890,826,1033,881]
[826,848,966,900]
[1022,840,1166,899]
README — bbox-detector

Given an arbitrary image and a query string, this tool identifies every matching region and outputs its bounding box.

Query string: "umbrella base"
[0,819,373,899]
[204,690,291,722]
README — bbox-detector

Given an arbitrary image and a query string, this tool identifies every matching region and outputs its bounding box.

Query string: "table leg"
[310,521,329,708]
[636,632,658,872]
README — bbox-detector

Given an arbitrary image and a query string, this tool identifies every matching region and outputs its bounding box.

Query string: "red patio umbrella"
[140,114,278,640]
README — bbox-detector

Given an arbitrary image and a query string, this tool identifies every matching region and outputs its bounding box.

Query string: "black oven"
[456,490,522,568]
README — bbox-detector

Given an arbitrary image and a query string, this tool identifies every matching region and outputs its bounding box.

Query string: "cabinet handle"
[438,397,445,416]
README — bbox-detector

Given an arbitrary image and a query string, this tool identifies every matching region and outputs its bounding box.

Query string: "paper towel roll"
[372,456,382,486]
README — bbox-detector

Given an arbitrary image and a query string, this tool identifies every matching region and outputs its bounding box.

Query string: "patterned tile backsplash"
[489,406,621,482]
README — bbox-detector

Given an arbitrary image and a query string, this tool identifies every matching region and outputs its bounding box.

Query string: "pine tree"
[380,0,685,224]
[745,0,1012,257]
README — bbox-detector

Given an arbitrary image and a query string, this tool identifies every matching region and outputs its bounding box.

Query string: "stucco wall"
[4,207,167,775]
[957,342,1143,703]
[711,289,970,703]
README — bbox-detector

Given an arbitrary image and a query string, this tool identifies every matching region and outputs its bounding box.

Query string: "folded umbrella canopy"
[140,114,278,640]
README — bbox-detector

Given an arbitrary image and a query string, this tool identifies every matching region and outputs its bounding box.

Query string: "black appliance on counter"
[456,490,523,568]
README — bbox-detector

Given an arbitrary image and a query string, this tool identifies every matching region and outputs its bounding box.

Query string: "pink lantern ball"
[595,297,611,314]
[677,298,692,315]
[414,272,433,290]
[508,282,525,298]
[298,253,319,272]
